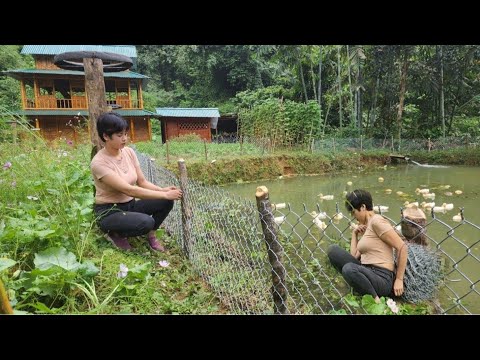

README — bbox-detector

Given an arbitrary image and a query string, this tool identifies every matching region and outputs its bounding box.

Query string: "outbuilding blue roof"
[155,108,220,118]
[21,45,137,58]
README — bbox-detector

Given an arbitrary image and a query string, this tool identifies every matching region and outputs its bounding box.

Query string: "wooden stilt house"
[155,107,220,142]
[3,45,157,143]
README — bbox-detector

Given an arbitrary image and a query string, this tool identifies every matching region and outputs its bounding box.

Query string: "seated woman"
[91,112,182,251]
[327,189,407,302]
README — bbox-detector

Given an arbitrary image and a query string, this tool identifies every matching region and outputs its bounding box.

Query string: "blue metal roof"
[21,45,137,58]
[155,108,220,118]
[3,69,148,80]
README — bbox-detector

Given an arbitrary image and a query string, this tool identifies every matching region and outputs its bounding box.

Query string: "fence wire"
[133,135,480,166]
[135,148,480,315]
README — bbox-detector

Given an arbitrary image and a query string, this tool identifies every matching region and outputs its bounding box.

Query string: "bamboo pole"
[178,159,193,258]
[255,186,288,314]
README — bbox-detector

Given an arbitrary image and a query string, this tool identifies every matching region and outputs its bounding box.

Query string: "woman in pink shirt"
[91,112,182,251]
[327,189,407,302]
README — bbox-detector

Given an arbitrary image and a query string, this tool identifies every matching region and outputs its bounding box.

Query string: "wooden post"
[0,279,13,314]
[166,140,170,164]
[178,159,193,258]
[83,57,108,158]
[240,135,243,154]
[360,134,363,151]
[391,135,394,152]
[204,139,208,161]
[332,137,336,152]
[255,186,288,314]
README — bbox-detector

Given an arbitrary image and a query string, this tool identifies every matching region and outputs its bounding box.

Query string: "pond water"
[222,164,480,314]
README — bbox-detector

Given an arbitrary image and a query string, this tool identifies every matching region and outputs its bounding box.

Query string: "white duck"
[433,206,446,213]
[423,193,436,200]
[333,213,344,223]
[313,217,327,230]
[273,203,286,210]
[310,210,327,220]
[373,205,389,213]
[442,203,454,211]
[421,201,435,209]
[318,193,334,200]
[452,213,462,222]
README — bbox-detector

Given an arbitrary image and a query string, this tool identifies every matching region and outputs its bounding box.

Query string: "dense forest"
[2,45,480,142]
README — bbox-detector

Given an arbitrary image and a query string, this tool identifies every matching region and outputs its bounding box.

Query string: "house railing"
[23,97,141,110]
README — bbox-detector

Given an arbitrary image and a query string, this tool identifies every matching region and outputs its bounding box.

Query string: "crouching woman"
[91,112,182,251]
[327,189,407,302]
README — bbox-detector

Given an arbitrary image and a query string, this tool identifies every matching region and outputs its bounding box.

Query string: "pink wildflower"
[3,161,12,170]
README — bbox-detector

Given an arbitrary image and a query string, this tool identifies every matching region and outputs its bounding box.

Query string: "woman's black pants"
[94,199,174,237]
[327,244,394,298]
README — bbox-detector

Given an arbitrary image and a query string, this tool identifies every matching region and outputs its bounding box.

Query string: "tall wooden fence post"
[54,51,133,159]
[204,139,208,161]
[166,140,170,164]
[83,57,108,157]
[178,158,193,258]
[255,186,288,314]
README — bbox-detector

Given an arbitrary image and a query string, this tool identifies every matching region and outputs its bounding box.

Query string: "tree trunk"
[296,47,308,103]
[438,45,446,138]
[347,45,355,127]
[396,50,409,150]
[83,57,108,158]
[369,75,380,129]
[318,46,323,133]
[357,56,363,132]
[309,52,317,102]
[337,46,343,131]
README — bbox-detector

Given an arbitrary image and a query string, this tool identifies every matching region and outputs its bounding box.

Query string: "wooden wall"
[32,116,151,144]
[165,117,211,142]
[35,56,61,70]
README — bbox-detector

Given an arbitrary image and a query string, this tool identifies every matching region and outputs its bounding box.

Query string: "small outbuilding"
[155,107,220,143]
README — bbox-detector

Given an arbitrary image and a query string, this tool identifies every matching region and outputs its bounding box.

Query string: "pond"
[222,164,480,314]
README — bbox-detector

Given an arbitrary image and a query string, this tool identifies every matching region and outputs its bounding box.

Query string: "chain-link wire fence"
[133,135,480,165]
[134,148,480,315]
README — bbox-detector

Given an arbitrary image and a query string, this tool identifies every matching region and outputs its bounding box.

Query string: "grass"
[0,125,223,314]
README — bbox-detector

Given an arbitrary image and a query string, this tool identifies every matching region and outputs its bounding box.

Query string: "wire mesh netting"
[132,135,480,165]
[134,148,480,315]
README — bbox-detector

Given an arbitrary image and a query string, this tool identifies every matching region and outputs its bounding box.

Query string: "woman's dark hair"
[97,112,129,142]
[345,189,373,212]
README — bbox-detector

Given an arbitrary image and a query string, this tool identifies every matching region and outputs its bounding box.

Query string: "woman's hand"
[353,224,367,236]
[165,189,182,200]
[393,278,404,297]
